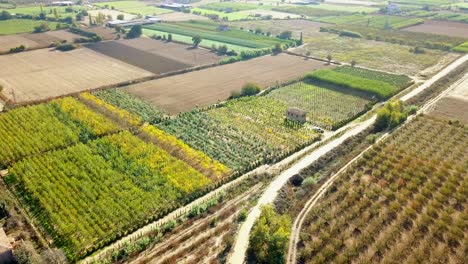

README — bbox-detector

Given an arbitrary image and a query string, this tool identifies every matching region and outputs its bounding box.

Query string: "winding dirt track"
[229,54,468,264]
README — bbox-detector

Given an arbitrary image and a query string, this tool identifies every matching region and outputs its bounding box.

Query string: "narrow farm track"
[130,183,262,264]
[286,54,468,264]
[228,54,468,264]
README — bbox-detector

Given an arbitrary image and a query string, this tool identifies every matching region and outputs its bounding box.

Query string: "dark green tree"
[126,25,142,39]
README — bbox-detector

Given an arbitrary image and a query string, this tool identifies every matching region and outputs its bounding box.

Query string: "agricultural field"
[191,8,252,21]
[321,24,466,51]
[236,9,301,19]
[229,19,327,39]
[297,115,467,264]
[0,48,152,103]
[86,37,222,74]
[82,26,118,40]
[0,4,87,18]
[156,11,209,22]
[125,54,329,114]
[0,29,81,53]
[0,19,60,35]
[1,94,230,260]
[271,5,351,17]
[293,34,453,76]
[143,20,294,50]
[430,73,468,123]
[290,3,378,13]
[93,1,172,16]
[86,9,136,22]
[318,14,425,29]
[402,20,468,38]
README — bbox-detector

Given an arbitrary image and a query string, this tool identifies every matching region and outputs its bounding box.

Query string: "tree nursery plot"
[0,97,119,167]
[0,47,152,103]
[6,131,212,260]
[293,34,452,75]
[298,115,467,263]
[125,54,329,114]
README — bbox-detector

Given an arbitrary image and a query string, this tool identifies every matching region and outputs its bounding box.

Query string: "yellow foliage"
[141,124,230,181]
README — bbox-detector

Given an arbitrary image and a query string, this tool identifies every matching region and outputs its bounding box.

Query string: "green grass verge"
[453,42,468,53]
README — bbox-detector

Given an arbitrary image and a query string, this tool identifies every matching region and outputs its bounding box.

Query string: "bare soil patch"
[156,12,209,21]
[83,26,118,40]
[403,20,468,38]
[0,48,152,103]
[430,97,468,123]
[120,37,223,66]
[86,40,193,74]
[126,53,330,114]
[0,30,81,53]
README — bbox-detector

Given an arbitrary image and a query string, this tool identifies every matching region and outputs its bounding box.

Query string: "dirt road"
[228,53,468,264]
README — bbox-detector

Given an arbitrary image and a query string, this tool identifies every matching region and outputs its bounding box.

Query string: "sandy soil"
[125,54,330,114]
[403,20,468,38]
[0,30,81,53]
[430,97,468,123]
[156,12,209,21]
[0,47,152,103]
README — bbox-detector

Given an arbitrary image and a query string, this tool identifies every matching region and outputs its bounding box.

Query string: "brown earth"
[402,20,468,38]
[125,53,330,114]
[0,47,153,103]
[0,30,81,54]
[120,37,223,66]
[430,97,468,123]
[83,26,118,40]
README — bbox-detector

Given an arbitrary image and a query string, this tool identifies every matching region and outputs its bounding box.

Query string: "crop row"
[7,131,212,260]
[0,97,119,167]
[306,69,399,100]
[298,116,467,263]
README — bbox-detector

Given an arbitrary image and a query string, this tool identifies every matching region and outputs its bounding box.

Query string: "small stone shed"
[286,107,307,123]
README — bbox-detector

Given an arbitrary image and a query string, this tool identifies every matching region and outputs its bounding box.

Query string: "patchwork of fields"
[0,30,80,53]
[125,54,329,114]
[0,48,153,103]
[298,115,467,263]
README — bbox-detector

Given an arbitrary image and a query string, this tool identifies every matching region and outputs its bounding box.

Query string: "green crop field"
[266,81,373,130]
[272,5,348,17]
[294,3,378,13]
[294,34,450,75]
[94,1,172,15]
[0,19,60,34]
[199,2,267,12]
[142,28,255,53]
[453,41,468,53]
[143,20,293,49]
[333,66,413,88]
[298,115,467,263]
[191,7,252,21]
[0,5,87,18]
[318,14,424,29]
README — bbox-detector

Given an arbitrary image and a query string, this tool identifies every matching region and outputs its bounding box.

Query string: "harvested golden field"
[0,48,152,103]
[0,30,81,53]
[126,54,329,114]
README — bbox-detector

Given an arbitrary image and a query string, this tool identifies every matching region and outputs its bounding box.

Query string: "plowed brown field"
[0,48,152,103]
[403,20,468,38]
[0,30,81,53]
[125,54,329,114]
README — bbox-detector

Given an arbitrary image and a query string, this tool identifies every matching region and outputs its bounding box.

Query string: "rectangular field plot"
[293,34,453,75]
[0,48,152,103]
[125,54,330,114]
[0,30,81,53]
[6,131,213,260]
[229,19,327,39]
[94,1,172,15]
[298,115,467,263]
[86,38,223,74]
[402,20,468,38]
